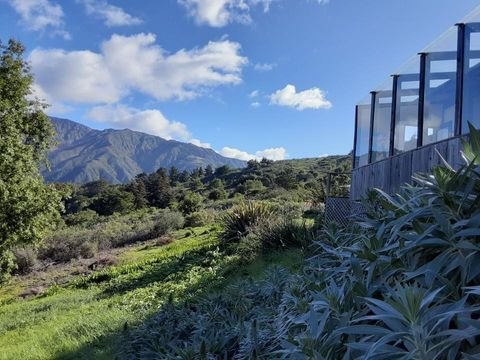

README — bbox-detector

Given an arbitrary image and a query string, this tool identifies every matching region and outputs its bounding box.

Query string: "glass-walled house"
[351,6,480,200]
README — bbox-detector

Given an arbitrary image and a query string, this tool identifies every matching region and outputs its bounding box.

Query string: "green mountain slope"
[44,118,246,184]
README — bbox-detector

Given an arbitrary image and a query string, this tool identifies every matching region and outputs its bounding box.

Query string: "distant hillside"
[44,118,246,184]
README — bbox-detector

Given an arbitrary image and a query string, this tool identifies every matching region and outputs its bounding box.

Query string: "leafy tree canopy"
[0,39,62,280]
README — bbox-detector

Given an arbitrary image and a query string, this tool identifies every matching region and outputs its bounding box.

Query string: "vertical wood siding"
[350,136,466,200]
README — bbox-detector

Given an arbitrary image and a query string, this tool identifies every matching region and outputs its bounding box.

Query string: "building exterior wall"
[351,136,465,200]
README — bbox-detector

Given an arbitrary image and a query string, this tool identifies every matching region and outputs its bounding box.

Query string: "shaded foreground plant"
[122,127,480,359]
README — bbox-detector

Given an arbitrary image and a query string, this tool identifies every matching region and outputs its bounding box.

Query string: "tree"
[275,167,298,190]
[127,175,148,209]
[90,188,135,216]
[168,166,179,185]
[81,179,109,197]
[179,192,203,214]
[147,171,173,208]
[179,170,190,183]
[208,179,227,200]
[215,165,230,176]
[247,159,260,170]
[204,164,213,177]
[0,40,62,280]
[191,167,204,178]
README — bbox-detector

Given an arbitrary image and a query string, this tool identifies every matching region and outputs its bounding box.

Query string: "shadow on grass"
[53,246,241,360]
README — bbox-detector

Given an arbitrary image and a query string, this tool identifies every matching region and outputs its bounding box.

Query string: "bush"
[39,209,184,263]
[63,209,99,227]
[12,247,38,275]
[179,192,203,215]
[151,210,184,238]
[39,229,97,262]
[184,210,216,228]
[254,217,313,250]
[219,201,275,244]
[234,232,263,263]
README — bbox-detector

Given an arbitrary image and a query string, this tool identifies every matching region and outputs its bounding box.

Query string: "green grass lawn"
[0,225,303,360]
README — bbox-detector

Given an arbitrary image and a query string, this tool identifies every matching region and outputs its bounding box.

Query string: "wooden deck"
[350,136,466,200]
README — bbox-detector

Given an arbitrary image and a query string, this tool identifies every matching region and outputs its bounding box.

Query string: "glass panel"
[462,24,480,133]
[422,27,457,145]
[371,78,393,162]
[354,95,371,168]
[394,56,420,154]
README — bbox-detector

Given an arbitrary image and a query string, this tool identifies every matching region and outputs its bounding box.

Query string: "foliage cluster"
[0,40,62,281]
[123,129,480,358]
[63,155,351,219]
[36,209,184,264]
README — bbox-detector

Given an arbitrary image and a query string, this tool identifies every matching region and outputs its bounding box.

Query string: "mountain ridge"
[44,117,246,184]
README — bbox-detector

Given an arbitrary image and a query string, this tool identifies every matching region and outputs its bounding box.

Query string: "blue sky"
[0,0,478,161]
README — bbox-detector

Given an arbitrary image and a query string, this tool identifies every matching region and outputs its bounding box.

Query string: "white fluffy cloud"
[7,0,70,39]
[270,84,332,111]
[178,0,281,27]
[29,33,248,105]
[219,146,286,161]
[86,104,191,141]
[79,0,142,27]
[256,147,286,160]
[178,0,251,27]
[190,139,212,148]
[178,0,328,27]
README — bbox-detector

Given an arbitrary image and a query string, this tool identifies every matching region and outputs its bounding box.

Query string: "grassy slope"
[0,226,303,360]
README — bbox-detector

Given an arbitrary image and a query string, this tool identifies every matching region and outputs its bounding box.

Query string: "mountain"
[43,117,246,184]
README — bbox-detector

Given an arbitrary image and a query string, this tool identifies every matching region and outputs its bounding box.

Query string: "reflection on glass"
[422,27,457,145]
[462,24,480,133]
[354,102,371,168]
[371,79,393,162]
[394,57,420,154]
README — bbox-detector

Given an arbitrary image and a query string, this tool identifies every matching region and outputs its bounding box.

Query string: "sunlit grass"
[0,225,304,360]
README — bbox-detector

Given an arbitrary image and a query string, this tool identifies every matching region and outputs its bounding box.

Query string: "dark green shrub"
[179,192,203,215]
[254,217,313,249]
[219,201,275,244]
[234,233,263,263]
[185,211,212,228]
[63,209,99,227]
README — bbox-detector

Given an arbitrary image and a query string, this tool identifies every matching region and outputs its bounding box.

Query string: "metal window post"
[417,53,427,147]
[455,23,466,136]
[368,91,376,164]
[352,106,359,169]
[389,75,399,156]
